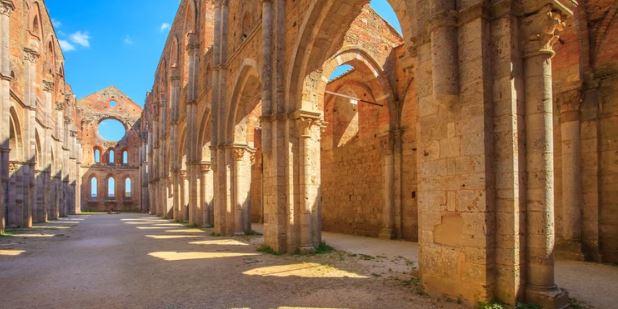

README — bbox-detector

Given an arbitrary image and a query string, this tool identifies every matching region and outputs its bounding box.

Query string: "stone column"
[379,130,397,239]
[172,170,180,221]
[521,3,570,307]
[199,161,213,227]
[231,146,251,234]
[295,111,321,252]
[180,169,189,222]
[0,0,15,233]
[559,90,584,258]
[430,0,459,104]
[22,48,40,228]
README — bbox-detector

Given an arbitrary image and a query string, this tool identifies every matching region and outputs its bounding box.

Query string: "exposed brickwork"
[77,86,143,212]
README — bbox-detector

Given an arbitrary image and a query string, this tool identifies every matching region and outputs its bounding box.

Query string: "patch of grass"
[210,232,221,237]
[257,244,281,255]
[0,231,16,237]
[78,211,105,215]
[185,223,199,228]
[479,303,505,309]
[244,230,262,236]
[399,276,426,296]
[314,242,334,254]
[568,298,587,309]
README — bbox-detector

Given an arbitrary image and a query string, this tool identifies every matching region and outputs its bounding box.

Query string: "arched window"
[122,150,129,165]
[108,149,115,165]
[94,148,101,163]
[124,178,132,198]
[107,177,115,199]
[90,177,98,199]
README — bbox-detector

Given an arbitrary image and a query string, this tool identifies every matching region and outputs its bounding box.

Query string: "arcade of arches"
[2,0,618,308]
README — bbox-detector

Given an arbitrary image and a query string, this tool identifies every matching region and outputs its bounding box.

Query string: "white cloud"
[59,40,75,52]
[123,35,134,45]
[69,31,91,48]
[52,19,62,28]
[160,22,170,32]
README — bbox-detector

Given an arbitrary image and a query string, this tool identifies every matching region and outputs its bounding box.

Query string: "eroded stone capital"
[521,3,569,58]
[24,48,40,63]
[43,80,54,92]
[0,0,15,16]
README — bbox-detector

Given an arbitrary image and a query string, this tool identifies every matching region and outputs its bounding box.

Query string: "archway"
[224,60,263,235]
[280,3,407,252]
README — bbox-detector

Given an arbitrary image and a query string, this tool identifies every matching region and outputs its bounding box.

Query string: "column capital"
[293,110,322,137]
[24,48,40,63]
[0,0,15,16]
[43,80,54,92]
[187,33,200,50]
[521,2,571,58]
[199,161,212,172]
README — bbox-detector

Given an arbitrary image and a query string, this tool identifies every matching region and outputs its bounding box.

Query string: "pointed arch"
[9,106,23,161]
[225,58,261,145]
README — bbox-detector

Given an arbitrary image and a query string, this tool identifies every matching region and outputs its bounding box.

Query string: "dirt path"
[0,214,462,309]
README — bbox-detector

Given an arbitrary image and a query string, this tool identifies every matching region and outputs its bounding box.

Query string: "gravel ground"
[0,214,463,309]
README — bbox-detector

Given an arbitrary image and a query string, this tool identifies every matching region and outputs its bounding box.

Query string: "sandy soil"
[0,214,464,309]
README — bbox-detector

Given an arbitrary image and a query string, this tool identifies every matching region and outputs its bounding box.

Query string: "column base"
[556,240,585,261]
[297,245,316,254]
[526,286,569,309]
[379,227,394,240]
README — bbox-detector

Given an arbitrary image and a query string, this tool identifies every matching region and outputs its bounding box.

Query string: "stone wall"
[77,86,142,212]
[1,0,82,231]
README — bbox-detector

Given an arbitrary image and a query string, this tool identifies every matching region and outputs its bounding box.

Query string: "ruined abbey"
[1,0,617,308]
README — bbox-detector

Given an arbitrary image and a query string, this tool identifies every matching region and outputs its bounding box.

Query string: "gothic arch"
[286,0,413,113]
[225,59,261,145]
[8,107,22,161]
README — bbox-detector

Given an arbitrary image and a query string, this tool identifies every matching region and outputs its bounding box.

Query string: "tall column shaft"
[559,91,583,257]
[0,0,15,233]
[522,3,570,307]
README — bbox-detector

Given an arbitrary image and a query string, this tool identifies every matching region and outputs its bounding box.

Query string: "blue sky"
[48,0,401,136]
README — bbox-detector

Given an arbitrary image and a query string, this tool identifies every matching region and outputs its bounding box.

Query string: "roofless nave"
[1,0,617,308]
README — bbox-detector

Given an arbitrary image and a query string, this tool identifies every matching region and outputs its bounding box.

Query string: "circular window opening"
[98,119,126,142]
[110,100,117,108]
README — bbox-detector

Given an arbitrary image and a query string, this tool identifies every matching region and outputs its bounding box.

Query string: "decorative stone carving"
[522,4,568,57]
[8,162,16,173]
[43,80,54,92]
[55,101,65,111]
[232,147,245,161]
[0,1,15,17]
[200,162,212,173]
[23,48,40,63]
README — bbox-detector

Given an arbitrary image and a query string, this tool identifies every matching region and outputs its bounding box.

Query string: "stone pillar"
[0,0,15,233]
[521,3,570,308]
[199,161,213,227]
[559,90,584,259]
[231,146,251,234]
[7,162,22,227]
[379,130,397,239]
[295,111,321,251]
[22,48,40,228]
[172,170,180,221]
[180,170,189,222]
[430,0,459,104]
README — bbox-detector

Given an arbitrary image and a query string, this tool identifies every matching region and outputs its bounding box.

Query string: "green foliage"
[244,230,262,236]
[314,242,334,254]
[478,303,505,309]
[516,303,541,309]
[0,231,16,237]
[257,244,281,255]
[400,276,426,296]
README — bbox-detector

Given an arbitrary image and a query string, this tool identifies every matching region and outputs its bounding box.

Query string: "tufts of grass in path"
[0,231,16,237]
[257,244,282,256]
